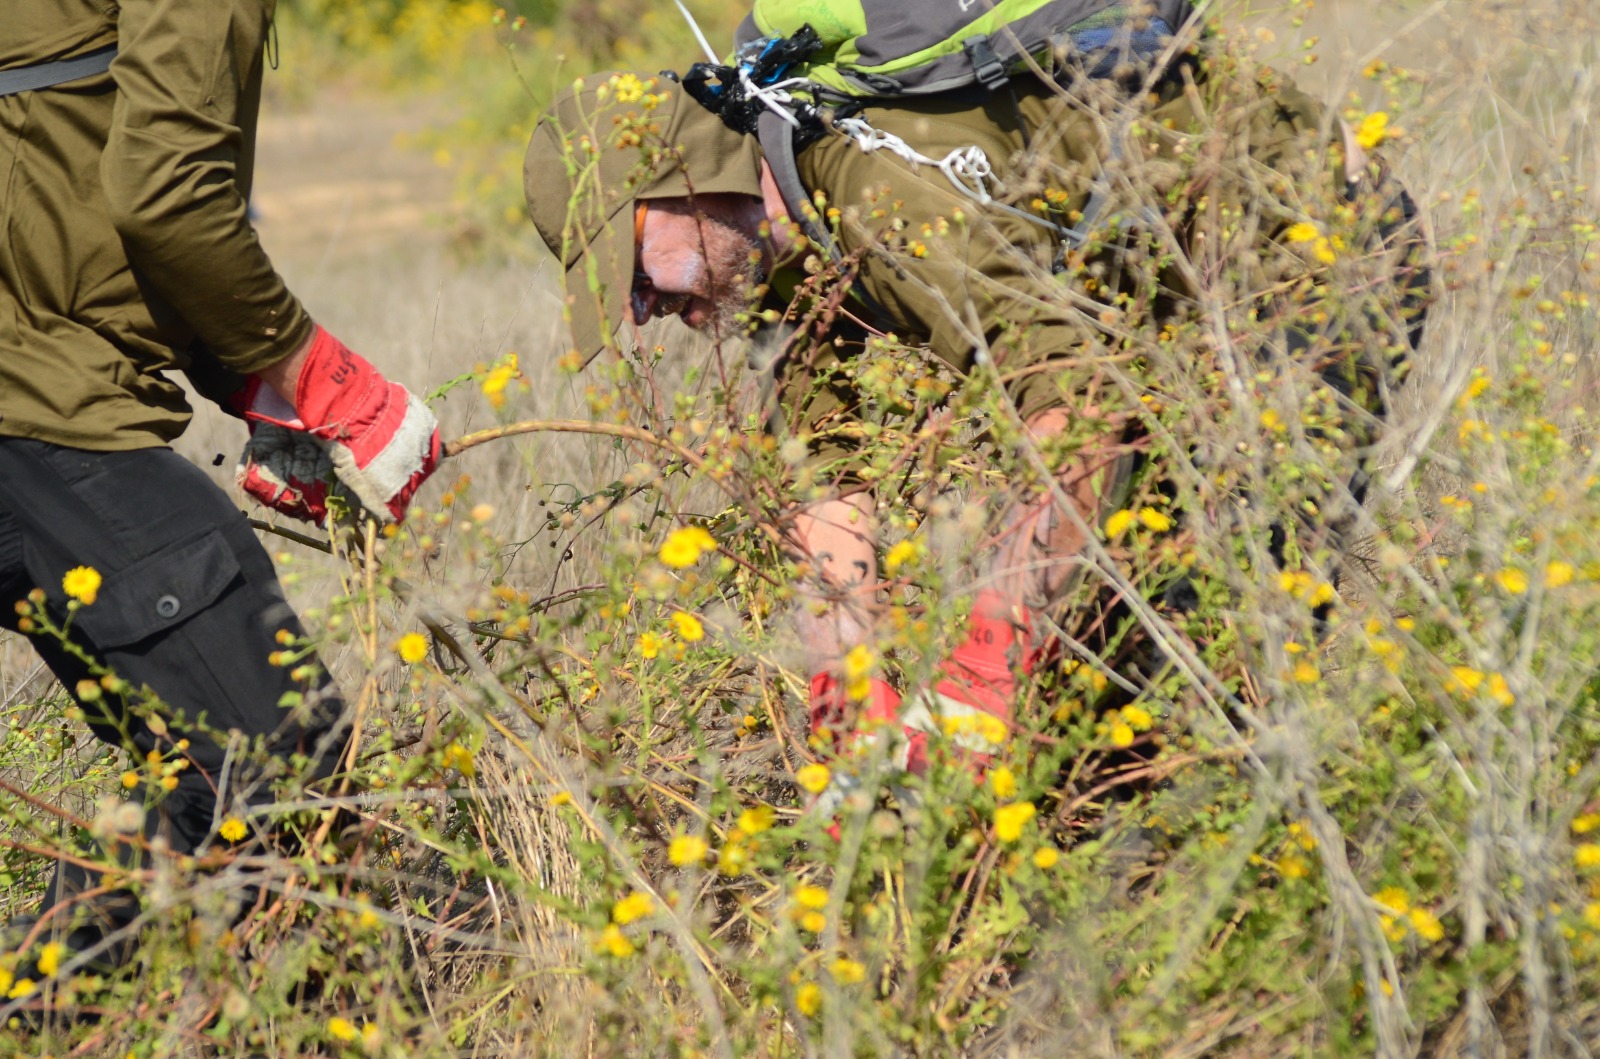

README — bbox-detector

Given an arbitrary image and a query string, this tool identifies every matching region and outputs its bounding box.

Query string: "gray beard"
[699,218,764,342]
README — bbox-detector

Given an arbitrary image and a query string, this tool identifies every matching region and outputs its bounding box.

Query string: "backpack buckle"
[962,35,1009,92]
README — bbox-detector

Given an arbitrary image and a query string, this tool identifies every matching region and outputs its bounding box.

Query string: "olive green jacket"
[1,0,312,450]
[788,71,1345,420]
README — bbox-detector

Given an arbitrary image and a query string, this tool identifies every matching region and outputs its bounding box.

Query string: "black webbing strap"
[757,110,840,263]
[0,45,117,99]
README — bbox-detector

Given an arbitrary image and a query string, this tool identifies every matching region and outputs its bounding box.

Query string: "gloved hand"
[235,326,441,522]
[236,422,334,524]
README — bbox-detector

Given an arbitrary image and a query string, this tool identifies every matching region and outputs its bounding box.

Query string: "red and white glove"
[235,326,440,523]
[236,421,335,524]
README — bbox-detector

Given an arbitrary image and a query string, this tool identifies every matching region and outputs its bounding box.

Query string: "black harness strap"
[0,45,117,99]
[757,110,840,262]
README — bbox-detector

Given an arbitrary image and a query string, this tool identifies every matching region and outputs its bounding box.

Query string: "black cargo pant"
[0,438,345,957]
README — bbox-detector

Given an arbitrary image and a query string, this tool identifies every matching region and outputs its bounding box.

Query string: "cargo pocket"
[72,527,241,649]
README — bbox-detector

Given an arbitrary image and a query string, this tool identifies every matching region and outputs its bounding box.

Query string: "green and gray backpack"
[678,0,1198,255]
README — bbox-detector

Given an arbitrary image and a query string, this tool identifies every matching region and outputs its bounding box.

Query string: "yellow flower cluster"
[1446,665,1515,706]
[1105,506,1173,538]
[1278,569,1336,608]
[668,833,708,867]
[611,890,655,925]
[994,801,1036,843]
[842,643,875,701]
[441,742,476,778]
[940,710,1009,746]
[658,525,716,568]
[480,352,521,410]
[1284,220,1342,265]
[883,537,923,574]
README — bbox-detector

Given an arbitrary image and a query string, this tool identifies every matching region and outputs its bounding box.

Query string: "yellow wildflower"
[480,353,521,410]
[1033,845,1061,869]
[611,891,656,925]
[884,538,922,574]
[736,805,774,835]
[1409,907,1445,942]
[658,525,717,568]
[597,923,635,958]
[1285,222,1321,243]
[1447,666,1485,696]
[1584,902,1600,929]
[1109,721,1135,748]
[1137,506,1173,532]
[796,982,822,1016]
[1121,704,1154,731]
[1354,111,1390,150]
[610,72,646,104]
[1494,567,1529,595]
[717,839,749,876]
[670,611,705,642]
[989,766,1018,800]
[1104,509,1136,539]
[796,763,831,794]
[668,834,708,867]
[799,910,827,933]
[62,565,101,605]
[219,817,248,843]
[397,632,429,665]
[441,742,476,778]
[1292,661,1320,684]
[994,801,1036,843]
[1487,672,1514,707]
[1381,914,1408,942]
[1374,886,1410,915]
[1545,561,1576,588]
[327,1016,358,1042]
[1277,854,1311,880]
[1573,813,1600,834]
[1575,843,1600,869]
[7,977,36,999]
[121,771,139,789]
[795,884,829,910]
[829,958,867,984]
[36,942,64,978]
[637,631,663,659]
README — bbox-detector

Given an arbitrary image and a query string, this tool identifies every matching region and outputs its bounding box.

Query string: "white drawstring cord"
[738,70,813,128]
[833,116,1074,238]
[673,0,720,64]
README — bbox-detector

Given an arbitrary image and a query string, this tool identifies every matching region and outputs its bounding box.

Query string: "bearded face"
[631,195,767,341]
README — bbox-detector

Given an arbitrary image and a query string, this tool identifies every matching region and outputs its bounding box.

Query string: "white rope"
[737,70,813,128]
[672,0,720,65]
[832,116,1073,237]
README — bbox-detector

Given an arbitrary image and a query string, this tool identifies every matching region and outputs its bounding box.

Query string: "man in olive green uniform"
[0,2,440,984]
[522,10,1425,784]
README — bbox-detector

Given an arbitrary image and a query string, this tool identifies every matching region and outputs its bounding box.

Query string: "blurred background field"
[2,1,1599,1056]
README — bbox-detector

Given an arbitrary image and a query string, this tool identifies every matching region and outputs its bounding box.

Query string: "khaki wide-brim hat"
[524,71,764,363]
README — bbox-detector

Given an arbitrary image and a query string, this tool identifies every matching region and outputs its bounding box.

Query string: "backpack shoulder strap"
[757,110,841,263]
[0,44,116,99]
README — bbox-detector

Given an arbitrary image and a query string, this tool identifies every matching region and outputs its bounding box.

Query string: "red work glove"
[236,422,334,524]
[239,326,441,522]
[229,378,331,523]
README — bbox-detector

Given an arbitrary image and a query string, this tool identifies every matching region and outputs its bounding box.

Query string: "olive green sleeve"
[805,130,1095,420]
[100,0,313,375]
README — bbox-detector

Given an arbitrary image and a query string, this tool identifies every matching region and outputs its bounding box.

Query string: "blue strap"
[0,45,117,99]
